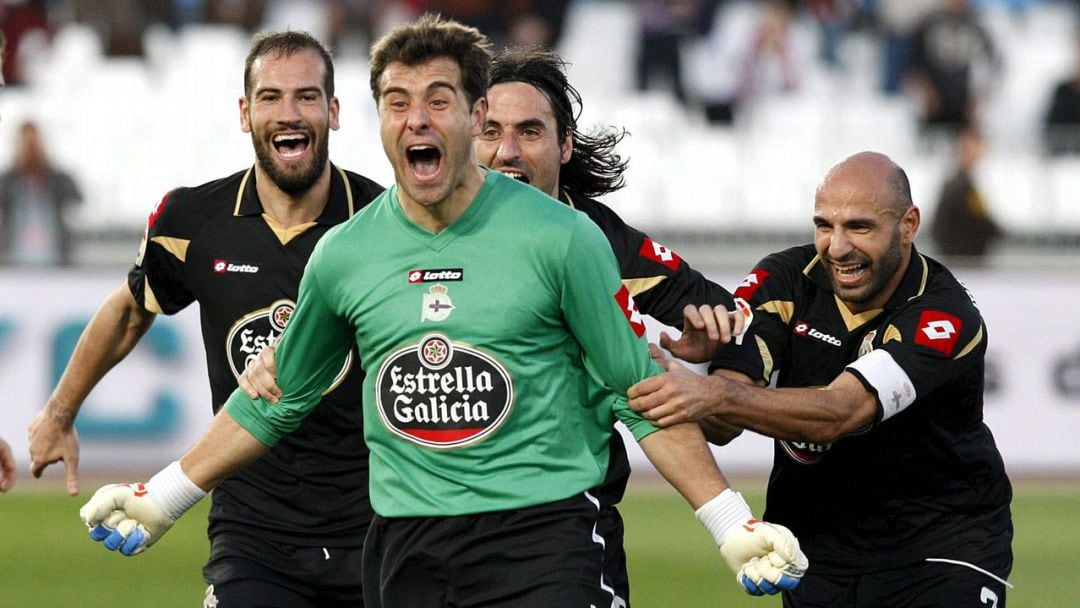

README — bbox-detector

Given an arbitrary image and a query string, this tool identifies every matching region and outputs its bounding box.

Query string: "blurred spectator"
[407,0,569,50]
[0,121,83,267]
[930,126,1002,265]
[635,0,719,105]
[0,0,51,85]
[805,0,858,69]
[701,0,808,124]
[1044,28,1080,156]
[907,0,999,139]
[204,0,265,32]
[875,0,941,95]
[71,0,149,56]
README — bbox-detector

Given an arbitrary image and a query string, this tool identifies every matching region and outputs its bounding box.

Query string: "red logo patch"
[734,269,770,301]
[639,237,682,271]
[132,483,148,497]
[146,192,171,230]
[614,285,646,338]
[914,310,962,356]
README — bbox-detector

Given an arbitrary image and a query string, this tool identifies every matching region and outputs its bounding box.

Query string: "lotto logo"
[639,237,681,271]
[409,268,464,283]
[213,260,260,274]
[734,269,769,300]
[914,310,962,356]
[614,285,646,337]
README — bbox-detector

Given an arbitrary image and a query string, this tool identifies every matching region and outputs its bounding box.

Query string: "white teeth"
[409,145,435,152]
[274,133,306,143]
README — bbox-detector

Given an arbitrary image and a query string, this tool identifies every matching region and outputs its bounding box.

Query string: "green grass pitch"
[1,478,1075,607]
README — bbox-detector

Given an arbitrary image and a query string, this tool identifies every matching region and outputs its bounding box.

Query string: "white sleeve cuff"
[146,461,208,519]
[695,488,754,547]
[846,349,917,421]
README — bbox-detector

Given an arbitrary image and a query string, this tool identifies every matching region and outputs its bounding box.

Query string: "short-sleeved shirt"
[711,244,1012,574]
[128,164,384,547]
[226,170,664,517]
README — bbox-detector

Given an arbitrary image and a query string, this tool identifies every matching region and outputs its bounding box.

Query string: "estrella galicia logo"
[225,299,352,393]
[408,268,464,283]
[376,333,513,449]
[780,439,832,464]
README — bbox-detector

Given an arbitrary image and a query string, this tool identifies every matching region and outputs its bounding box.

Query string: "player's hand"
[719,520,808,596]
[79,483,176,556]
[0,437,16,492]
[28,408,81,495]
[239,343,281,404]
[628,353,722,426]
[659,303,747,363]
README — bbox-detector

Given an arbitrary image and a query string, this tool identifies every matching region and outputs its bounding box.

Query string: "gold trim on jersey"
[755,334,774,383]
[833,295,883,332]
[150,236,191,262]
[954,323,985,359]
[883,324,902,344]
[336,165,356,217]
[263,214,319,246]
[759,300,794,324]
[622,276,665,296]
[233,167,253,216]
[143,282,164,314]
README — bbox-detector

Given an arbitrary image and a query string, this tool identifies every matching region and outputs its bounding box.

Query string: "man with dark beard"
[27,31,383,607]
[628,151,1014,607]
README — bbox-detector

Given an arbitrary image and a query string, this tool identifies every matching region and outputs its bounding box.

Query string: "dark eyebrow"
[382,80,458,99]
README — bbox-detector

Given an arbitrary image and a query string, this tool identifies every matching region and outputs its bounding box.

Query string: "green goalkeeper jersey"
[226,170,662,517]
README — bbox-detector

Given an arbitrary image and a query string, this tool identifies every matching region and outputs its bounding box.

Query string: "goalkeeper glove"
[696,489,809,595]
[78,461,206,556]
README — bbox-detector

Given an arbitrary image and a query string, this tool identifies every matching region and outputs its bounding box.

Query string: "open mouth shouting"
[407,144,443,182]
[273,132,311,161]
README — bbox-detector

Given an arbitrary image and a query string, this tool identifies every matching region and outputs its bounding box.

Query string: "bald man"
[629,152,1013,607]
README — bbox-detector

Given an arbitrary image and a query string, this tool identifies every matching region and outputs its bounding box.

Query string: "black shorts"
[782,533,1013,608]
[203,531,364,608]
[362,492,625,608]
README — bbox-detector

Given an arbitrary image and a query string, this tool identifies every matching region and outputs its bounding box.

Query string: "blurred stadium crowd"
[2,0,1080,269]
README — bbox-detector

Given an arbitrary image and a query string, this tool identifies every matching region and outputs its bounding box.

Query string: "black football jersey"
[128,165,383,546]
[711,244,1012,574]
[568,192,735,506]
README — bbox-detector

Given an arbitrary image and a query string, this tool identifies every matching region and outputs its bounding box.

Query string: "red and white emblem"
[735,269,769,301]
[914,310,962,356]
[639,237,681,271]
[614,285,646,337]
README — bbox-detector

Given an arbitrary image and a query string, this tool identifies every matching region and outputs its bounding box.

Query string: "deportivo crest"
[858,330,878,358]
[225,299,352,391]
[421,284,455,322]
[376,333,514,449]
[639,237,682,271]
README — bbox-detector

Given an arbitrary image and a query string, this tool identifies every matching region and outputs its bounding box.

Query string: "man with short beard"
[28,31,383,607]
[628,151,1014,607]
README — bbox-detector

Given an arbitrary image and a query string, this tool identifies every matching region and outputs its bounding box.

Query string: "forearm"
[45,285,155,424]
[638,422,729,509]
[179,410,269,491]
[708,371,875,444]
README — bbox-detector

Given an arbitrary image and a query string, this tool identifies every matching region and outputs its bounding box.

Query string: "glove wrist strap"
[695,488,754,547]
[146,461,207,519]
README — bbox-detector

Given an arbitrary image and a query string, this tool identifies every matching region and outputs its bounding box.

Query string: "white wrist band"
[695,488,754,547]
[146,461,207,519]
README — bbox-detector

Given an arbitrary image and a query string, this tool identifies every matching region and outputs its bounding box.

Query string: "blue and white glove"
[696,489,809,595]
[78,461,206,556]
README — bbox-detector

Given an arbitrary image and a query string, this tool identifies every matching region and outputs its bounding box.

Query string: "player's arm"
[629,364,878,444]
[638,421,807,595]
[0,437,16,492]
[28,283,155,495]
[78,410,268,556]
